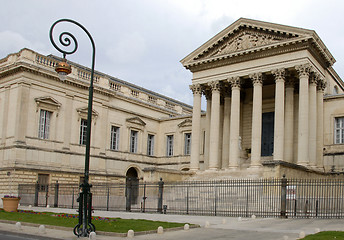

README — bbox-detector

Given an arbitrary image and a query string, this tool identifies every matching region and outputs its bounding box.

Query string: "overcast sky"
[1,0,344,106]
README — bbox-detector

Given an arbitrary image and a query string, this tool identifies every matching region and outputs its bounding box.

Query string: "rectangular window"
[38,174,49,192]
[130,130,138,153]
[335,117,344,144]
[184,133,191,155]
[80,119,87,145]
[147,134,155,156]
[110,126,120,150]
[166,135,174,156]
[38,110,52,139]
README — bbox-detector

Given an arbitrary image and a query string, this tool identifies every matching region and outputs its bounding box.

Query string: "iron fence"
[18,177,344,218]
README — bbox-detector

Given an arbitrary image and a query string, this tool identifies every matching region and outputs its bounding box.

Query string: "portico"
[181,18,333,172]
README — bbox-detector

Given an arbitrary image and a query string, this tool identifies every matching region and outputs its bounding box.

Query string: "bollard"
[39,225,46,234]
[157,226,164,234]
[15,222,21,230]
[127,229,134,238]
[205,221,210,228]
[299,231,305,238]
[251,214,256,219]
[238,217,242,222]
[184,224,190,230]
[89,231,96,240]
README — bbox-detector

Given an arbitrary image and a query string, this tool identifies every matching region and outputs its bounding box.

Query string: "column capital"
[317,77,327,92]
[249,72,263,86]
[202,87,212,100]
[295,64,312,78]
[228,76,241,88]
[309,73,318,85]
[189,84,202,95]
[208,80,221,92]
[285,77,295,88]
[272,68,286,82]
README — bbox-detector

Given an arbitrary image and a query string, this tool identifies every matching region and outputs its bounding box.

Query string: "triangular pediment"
[76,107,99,117]
[200,30,290,59]
[178,119,192,128]
[181,18,335,70]
[35,96,61,108]
[126,117,146,126]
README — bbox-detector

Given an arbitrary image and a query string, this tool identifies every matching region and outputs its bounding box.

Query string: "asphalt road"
[0,230,63,240]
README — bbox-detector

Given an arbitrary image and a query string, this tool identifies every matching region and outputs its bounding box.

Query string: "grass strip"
[301,231,344,239]
[0,210,187,233]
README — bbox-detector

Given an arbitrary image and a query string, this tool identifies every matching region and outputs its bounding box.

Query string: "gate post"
[54,181,59,207]
[281,174,287,218]
[157,178,164,213]
[34,181,39,206]
[126,178,132,212]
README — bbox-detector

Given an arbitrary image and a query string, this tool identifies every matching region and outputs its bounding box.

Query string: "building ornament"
[208,80,221,92]
[228,76,241,89]
[210,32,281,57]
[285,77,295,88]
[189,84,202,95]
[295,64,311,78]
[271,68,286,82]
[309,73,318,85]
[249,72,263,85]
[317,77,327,91]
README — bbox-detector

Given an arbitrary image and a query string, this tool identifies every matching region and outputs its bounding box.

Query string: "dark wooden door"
[261,112,274,156]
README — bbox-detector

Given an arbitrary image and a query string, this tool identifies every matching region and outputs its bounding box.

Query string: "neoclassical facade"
[1,18,344,195]
[0,48,194,194]
[181,18,344,174]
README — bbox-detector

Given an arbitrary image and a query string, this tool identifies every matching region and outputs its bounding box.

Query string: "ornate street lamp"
[49,19,96,237]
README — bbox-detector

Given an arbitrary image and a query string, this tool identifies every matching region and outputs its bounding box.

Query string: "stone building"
[0,48,193,194]
[1,18,344,195]
[181,18,344,177]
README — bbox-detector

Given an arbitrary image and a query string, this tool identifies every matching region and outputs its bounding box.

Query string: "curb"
[0,219,200,237]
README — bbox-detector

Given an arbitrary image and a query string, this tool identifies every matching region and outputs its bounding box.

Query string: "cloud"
[0,31,32,55]
[106,32,146,64]
[0,31,47,59]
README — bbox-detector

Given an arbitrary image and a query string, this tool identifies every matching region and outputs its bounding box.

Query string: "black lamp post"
[49,19,96,237]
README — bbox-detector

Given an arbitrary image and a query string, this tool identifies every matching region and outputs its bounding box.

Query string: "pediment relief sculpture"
[209,32,282,57]
[197,31,288,61]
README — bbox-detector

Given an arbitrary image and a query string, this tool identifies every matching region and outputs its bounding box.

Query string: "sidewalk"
[0,206,343,239]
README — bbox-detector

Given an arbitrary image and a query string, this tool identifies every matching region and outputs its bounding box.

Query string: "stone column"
[316,78,326,169]
[308,74,317,167]
[222,92,231,169]
[272,68,285,161]
[208,81,221,170]
[249,73,263,167]
[190,84,202,171]
[296,64,311,166]
[284,78,294,163]
[204,91,212,170]
[229,77,241,169]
